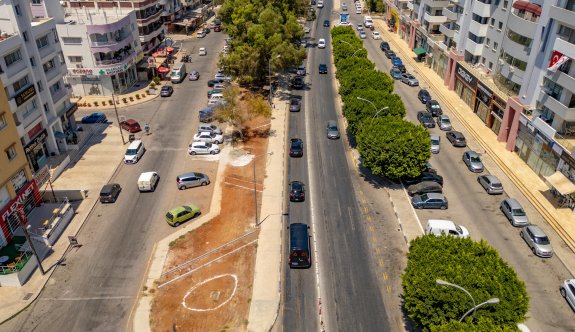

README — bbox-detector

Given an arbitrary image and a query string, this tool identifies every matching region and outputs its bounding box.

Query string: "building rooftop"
[63,8,133,26]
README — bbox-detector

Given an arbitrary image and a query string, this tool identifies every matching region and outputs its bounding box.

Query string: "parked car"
[120,119,141,133]
[99,183,121,203]
[289,138,304,157]
[304,26,311,33]
[411,193,448,209]
[326,120,340,139]
[430,134,440,154]
[319,64,328,74]
[417,111,435,128]
[202,28,210,35]
[207,88,223,98]
[193,131,224,144]
[197,31,206,38]
[446,131,467,147]
[390,67,402,80]
[520,224,553,258]
[198,124,222,135]
[323,19,330,27]
[403,172,444,186]
[188,71,200,81]
[199,107,215,123]
[356,23,364,31]
[462,151,484,172]
[297,65,306,76]
[214,25,222,32]
[560,279,575,311]
[391,56,403,66]
[318,38,326,48]
[188,141,220,155]
[380,41,390,52]
[418,89,431,104]
[396,64,407,73]
[359,31,367,39]
[500,198,529,227]
[426,100,443,116]
[160,86,174,97]
[81,112,107,124]
[290,76,305,89]
[436,115,452,131]
[176,172,210,190]
[478,175,503,194]
[289,181,306,202]
[385,50,396,59]
[165,204,201,227]
[214,73,232,81]
[372,31,381,39]
[290,97,302,112]
[401,73,419,86]
[406,181,443,196]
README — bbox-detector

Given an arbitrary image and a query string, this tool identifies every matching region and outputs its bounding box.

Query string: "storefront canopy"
[413,47,426,56]
[545,171,575,195]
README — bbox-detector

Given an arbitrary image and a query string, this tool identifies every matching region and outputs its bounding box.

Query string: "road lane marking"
[40,296,134,301]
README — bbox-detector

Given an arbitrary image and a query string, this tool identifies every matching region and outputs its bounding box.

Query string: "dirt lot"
[150,116,271,332]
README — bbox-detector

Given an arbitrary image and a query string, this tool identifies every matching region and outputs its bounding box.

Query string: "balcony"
[443,6,459,21]
[464,39,483,56]
[44,65,60,83]
[427,0,450,7]
[136,8,162,25]
[94,49,136,66]
[553,37,575,63]
[89,32,130,47]
[550,2,575,25]
[139,24,164,43]
[439,22,457,38]
[540,92,575,121]
[508,9,538,37]
[38,42,57,60]
[51,88,68,104]
[423,11,447,24]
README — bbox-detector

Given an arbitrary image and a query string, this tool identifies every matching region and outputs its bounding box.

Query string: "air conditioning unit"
[509,66,515,72]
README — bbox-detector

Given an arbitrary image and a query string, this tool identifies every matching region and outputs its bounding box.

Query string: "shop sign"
[477,81,493,105]
[67,59,134,77]
[11,169,28,193]
[69,68,95,76]
[24,129,47,155]
[455,63,477,88]
[27,122,43,140]
[0,180,38,224]
[35,165,50,188]
[14,85,37,107]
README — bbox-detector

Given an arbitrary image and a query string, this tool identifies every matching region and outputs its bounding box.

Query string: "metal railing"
[0,250,33,275]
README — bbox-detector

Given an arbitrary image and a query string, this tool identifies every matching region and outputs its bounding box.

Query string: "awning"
[413,47,426,56]
[545,171,575,195]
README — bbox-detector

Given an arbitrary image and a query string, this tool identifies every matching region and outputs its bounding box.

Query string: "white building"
[0,0,75,173]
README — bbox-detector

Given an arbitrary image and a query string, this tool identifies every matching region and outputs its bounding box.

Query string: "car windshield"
[430,104,440,109]
[534,236,550,245]
[165,212,174,220]
[126,148,138,155]
[512,208,526,216]
[292,182,302,191]
[431,138,439,144]
[420,194,429,200]
[455,225,463,234]
[205,142,213,148]
[441,118,450,124]
[328,125,337,130]
[470,156,481,162]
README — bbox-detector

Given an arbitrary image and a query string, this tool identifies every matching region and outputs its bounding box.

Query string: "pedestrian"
[144,123,150,135]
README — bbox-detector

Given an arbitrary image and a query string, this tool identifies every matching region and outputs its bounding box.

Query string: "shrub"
[149,82,156,89]
[102,101,106,106]
[108,99,113,105]
[93,101,99,107]
[129,96,134,101]
[152,76,161,85]
[122,97,127,103]
[135,94,140,100]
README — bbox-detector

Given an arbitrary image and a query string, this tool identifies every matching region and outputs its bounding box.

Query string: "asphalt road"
[282,5,393,331]
[2,33,226,331]
[355,17,575,330]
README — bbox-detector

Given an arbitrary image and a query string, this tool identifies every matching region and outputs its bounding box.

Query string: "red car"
[214,25,222,32]
[120,119,141,133]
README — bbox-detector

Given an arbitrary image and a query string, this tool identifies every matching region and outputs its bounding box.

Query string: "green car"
[165,204,201,226]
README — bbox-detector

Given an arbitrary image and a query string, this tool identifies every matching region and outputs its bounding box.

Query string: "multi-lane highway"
[3,34,226,331]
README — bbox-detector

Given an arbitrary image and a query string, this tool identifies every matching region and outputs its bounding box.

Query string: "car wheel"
[201,181,207,186]
[532,247,537,255]
[520,231,524,239]
[194,212,200,218]
[440,205,447,210]
[174,222,181,227]
[561,287,567,298]
[215,140,221,144]
[417,206,423,209]
[191,151,197,155]
[178,185,185,190]
[210,150,216,155]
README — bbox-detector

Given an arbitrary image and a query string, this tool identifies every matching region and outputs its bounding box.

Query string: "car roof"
[178,171,199,178]
[450,131,463,136]
[100,183,117,192]
[467,150,479,157]
[424,193,444,199]
[169,204,197,214]
[482,175,500,183]
[123,119,138,124]
[430,134,440,140]
[504,198,522,208]
[526,224,547,237]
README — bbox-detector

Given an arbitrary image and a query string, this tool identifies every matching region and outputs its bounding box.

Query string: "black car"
[202,27,210,34]
[446,131,467,147]
[407,181,443,196]
[99,183,122,203]
[323,20,330,27]
[207,78,225,87]
[290,76,305,89]
[403,172,444,186]
[418,89,431,104]
[289,97,301,112]
[289,181,306,202]
[380,41,390,52]
[385,50,396,59]
[426,100,443,116]
[289,138,304,157]
[417,111,435,128]
[319,64,328,74]
[396,64,407,73]
[160,86,173,97]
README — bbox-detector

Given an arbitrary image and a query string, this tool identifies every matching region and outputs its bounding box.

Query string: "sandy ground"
[150,116,271,332]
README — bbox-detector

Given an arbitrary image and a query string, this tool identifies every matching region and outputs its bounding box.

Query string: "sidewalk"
[0,123,126,324]
[373,19,575,276]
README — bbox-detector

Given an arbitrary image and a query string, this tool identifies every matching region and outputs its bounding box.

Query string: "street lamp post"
[339,40,362,57]
[356,96,389,119]
[436,279,500,322]
[112,93,126,144]
[16,207,45,275]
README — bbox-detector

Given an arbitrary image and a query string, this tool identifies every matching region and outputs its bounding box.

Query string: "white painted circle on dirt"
[181,274,238,312]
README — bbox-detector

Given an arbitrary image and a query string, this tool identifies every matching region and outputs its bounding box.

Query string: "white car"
[214,73,232,81]
[193,132,224,144]
[317,0,324,8]
[188,142,220,155]
[356,23,364,31]
[198,124,222,135]
[199,47,207,56]
[304,26,311,34]
[359,31,367,39]
[372,31,381,39]
[561,279,575,311]
[318,38,326,49]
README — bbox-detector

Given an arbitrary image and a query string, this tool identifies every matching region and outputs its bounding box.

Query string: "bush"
[108,99,113,105]
[152,76,161,85]
[93,101,99,106]
[149,82,156,89]
[122,97,128,103]
[129,96,134,101]
[102,101,106,106]
[135,94,140,100]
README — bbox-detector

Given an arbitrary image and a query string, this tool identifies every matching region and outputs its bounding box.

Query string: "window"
[489,62,493,69]
[30,57,35,67]
[32,0,42,3]
[6,145,17,161]
[37,81,43,92]
[13,76,29,92]
[507,28,533,47]
[68,56,82,63]
[43,59,55,72]
[490,18,495,25]
[14,5,21,16]
[23,31,29,42]
[503,0,509,9]
[36,35,49,49]
[43,103,49,113]
[4,49,22,66]
[498,22,503,30]
[24,100,37,117]
[62,37,82,44]
[481,57,486,64]
[49,81,61,94]
[0,113,7,130]
[486,38,491,46]
[472,14,489,24]
[493,42,499,50]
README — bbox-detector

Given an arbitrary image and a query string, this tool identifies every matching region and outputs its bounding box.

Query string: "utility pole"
[112,93,126,144]
[16,207,45,275]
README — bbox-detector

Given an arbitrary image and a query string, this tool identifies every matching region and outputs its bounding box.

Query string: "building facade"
[0,0,76,175]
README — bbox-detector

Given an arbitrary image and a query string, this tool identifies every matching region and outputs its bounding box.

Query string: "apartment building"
[0,0,76,176]
[0,81,41,247]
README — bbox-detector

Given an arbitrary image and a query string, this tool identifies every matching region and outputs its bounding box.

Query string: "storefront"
[431,50,448,78]
[0,180,41,246]
[67,59,139,96]
[400,15,410,42]
[475,81,492,124]
[414,28,426,49]
[514,116,560,179]
[489,96,506,135]
[24,128,49,173]
[454,63,477,110]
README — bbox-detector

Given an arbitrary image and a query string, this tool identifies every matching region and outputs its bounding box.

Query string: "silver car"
[188,142,220,155]
[326,120,340,139]
[176,172,210,190]
[520,224,553,258]
[560,279,575,311]
[462,151,484,172]
[198,124,222,135]
[500,198,529,226]
[477,175,503,194]
[436,115,452,131]
[430,134,440,154]
[401,73,419,86]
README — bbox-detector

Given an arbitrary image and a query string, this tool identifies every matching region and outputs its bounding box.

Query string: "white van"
[425,219,469,238]
[363,16,373,29]
[124,140,145,164]
[317,0,324,8]
[137,172,160,192]
[170,63,187,83]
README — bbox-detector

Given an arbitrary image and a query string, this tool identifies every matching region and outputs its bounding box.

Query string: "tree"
[403,236,529,330]
[338,68,394,96]
[334,57,374,79]
[356,117,430,179]
[341,89,405,135]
